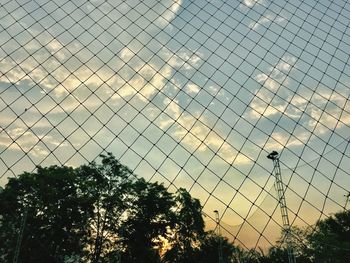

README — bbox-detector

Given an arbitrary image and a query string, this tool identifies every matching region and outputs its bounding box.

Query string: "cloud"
[263,94,350,150]
[110,46,202,101]
[246,54,350,154]
[242,0,264,8]
[120,47,134,62]
[249,15,285,30]
[109,63,173,101]
[156,0,183,27]
[0,127,69,158]
[157,98,252,165]
[186,83,201,95]
[0,0,188,100]
[246,56,297,119]
[306,93,350,135]
[264,131,310,151]
[166,48,202,70]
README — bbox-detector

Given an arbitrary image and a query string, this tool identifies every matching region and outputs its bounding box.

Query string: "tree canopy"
[0,154,349,262]
[0,154,217,262]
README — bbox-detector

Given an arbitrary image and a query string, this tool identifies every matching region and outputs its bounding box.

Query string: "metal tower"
[267,151,296,263]
[214,210,224,263]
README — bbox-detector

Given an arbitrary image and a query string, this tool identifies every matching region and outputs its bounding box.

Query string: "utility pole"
[13,209,28,263]
[214,210,224,263]
[116,226,124,263]
[344,192,350,210]
[267,151,296,263]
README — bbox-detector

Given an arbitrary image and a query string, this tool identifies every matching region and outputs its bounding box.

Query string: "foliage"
[0,154,204,262]
[76,153,136,262]
[306,210,350,263]
[195,231,237,263]
[1,155,349,263]
[120,178,175,263]
[0,165,90,262]
[259,211,350,263]
[163,188,205,263]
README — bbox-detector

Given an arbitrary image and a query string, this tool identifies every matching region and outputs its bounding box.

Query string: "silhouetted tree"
[0,155,206,262]
[0,165,90,262]
[76,153,137,262]
[3,154,348,263]
[120,178,176,263]
[262,226,312,263]
[195,231,237,263]
[162,188,204,263]
[306,210,350,263]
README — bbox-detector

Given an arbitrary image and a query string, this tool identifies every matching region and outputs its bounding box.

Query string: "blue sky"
[1,0,350,248]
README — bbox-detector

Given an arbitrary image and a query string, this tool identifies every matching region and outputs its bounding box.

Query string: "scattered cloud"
[166,48,202,70]
[156,0,183,27]
[157,98,252,165]
[249,15,285,30]
[185,83,201,95]
[0,127,69,158]
[246,55,297,119]
[264,131,310,151]
[307,93,350,135]
[242,0,264,8]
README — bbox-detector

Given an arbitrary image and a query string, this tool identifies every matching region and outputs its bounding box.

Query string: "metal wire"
[0,0,349,251]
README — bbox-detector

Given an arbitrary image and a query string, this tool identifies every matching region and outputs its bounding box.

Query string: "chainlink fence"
[1,0,350,250]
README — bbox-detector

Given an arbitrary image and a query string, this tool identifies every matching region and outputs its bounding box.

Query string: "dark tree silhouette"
[0,165,91,262]
[162,188,204,263]
[306,210,350,263]
[76,153,137,262]
[195,231,237,263]
[1,154,348,263]
[119,178,176,263]
[0,154,203,262]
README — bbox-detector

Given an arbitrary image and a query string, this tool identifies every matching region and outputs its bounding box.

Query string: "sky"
[1,0,350,248]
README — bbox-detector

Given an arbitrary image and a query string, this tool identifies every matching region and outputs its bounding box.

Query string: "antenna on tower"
[267,151,296,263]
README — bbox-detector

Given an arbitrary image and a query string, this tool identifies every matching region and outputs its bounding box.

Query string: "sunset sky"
[1,0,350,248]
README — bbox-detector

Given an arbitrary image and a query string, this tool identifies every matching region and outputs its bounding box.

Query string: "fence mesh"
[1,0,350,249]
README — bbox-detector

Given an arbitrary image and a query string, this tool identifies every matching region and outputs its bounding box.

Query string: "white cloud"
[242,0,264,8]
[277,55,297,72]
[156,0,183,27]
[110,47,202,101]
[119,47,134,62]
[186,83,200,95]
[157,99,251,165]
[0,127,69,158]
[167,48,202,70]
[307,97,350,135]
[246,56,297,119]
[255,73,268,83]
[249,15,285,30]
[111,63,173,101]
[257,88,350,152]
[264,131,310,151]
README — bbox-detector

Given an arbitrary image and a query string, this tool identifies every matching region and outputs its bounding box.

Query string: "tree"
[3,154,268,262]
[262,226,312,263]
[120,178,176,263]
[162,188,205,263]
[76,153,136,262]
[306,210,350,263]
[194,231,237,263]
[0,165,90,262]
